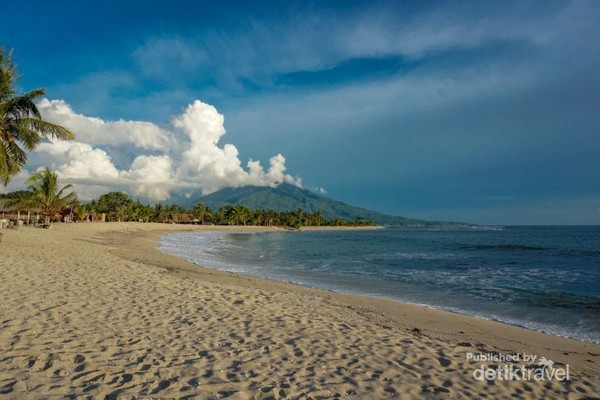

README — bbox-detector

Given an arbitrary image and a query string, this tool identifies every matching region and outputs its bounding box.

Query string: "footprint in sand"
[32,354,54,372]
[187,377,200,387]
[437,356,452,368]
[120,373,133,385]
[73,354,86,372]
[150,378,176,394]
[0,381,16,394]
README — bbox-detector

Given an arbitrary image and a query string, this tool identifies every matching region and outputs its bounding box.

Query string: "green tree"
[0,189,30,199]
[152,203,170,223]
[214,205,251,225]
[129,200,153,222]
[96,191,131,212]
[295,208,306,226]
[262,209,275,227]
[93,191,133,221]
[310,211,324,226]
[193,202,213,224]
[252,209,265,226]
[0,50,74,185]
[213,205,228,225]
[8,167,78,225]
[74,203,90,222]
[231,205,252,225]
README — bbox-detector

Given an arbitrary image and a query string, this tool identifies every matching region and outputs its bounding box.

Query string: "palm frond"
[0,92,41,120]
[0,50,75,185]
[0,49,16,102]
[0,137,28,185]
[7,121,41,150]
[18,167,78,214]
[56,183,75,199]
[18,118,75,140]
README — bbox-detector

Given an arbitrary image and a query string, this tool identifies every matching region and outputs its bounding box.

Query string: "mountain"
[197,184,460,226]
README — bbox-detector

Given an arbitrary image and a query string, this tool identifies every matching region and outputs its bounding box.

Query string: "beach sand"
[0,223,598,399]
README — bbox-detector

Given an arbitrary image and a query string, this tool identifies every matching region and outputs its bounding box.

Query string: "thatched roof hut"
[168,213,196,224]
[0,199,38,225]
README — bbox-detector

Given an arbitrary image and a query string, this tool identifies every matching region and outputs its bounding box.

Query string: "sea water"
[159,226,600,343]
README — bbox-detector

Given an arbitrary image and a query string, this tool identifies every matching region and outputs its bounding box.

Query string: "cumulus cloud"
[37,141,120,180]
[121,155,174,200]
[26,99,301,201]
[172,100,301,194]
[38,99,171,150]
[247,154,301,187]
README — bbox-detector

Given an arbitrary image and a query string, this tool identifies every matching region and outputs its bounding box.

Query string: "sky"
[1,0,599,224]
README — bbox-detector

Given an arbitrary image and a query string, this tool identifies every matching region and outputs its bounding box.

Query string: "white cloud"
[122,155,174,200]
[24,98,302,202]
[38,99,171,150]
[172,100,301,194]
[247,154,302,188]
[265,154,300,186]
[36,141,120,180]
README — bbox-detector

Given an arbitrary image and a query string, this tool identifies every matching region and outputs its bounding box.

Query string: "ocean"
[159,226,600,343]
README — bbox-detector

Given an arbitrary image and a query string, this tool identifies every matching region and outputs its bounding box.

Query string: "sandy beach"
[0,223,598,399]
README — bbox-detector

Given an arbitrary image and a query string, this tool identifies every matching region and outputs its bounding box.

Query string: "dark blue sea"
[159,226,600,343]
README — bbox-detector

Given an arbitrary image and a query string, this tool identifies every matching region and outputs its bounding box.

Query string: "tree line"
[83,191,374,228]
[4,186,373,228]
[2,173,373,228]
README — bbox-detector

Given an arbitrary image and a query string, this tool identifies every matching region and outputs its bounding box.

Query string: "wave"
[434,306,600,344]
[459,244,548,251]
[557,249,600,257]
[468,225,505,231]
[513,290,600,311]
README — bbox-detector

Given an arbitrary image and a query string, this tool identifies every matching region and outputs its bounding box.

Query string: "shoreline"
[1,222,598,398]
[143,226,598,353]
[158,226,598,345]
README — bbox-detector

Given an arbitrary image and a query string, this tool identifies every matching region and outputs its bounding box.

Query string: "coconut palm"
[153,203,170,223]
[0,49,74,185]
[74,204,90,222]
[310,211,324,226]
[193,202,212,225]
[8,167,78,225]
[231,205,252,225]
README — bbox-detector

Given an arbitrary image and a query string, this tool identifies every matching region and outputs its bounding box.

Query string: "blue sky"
[2,0,599,224]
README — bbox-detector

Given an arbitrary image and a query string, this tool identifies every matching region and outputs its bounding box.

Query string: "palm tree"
[136,202,154,223]
[1,50,75,185]
[114,205,128,222]
[264,209,276,227]
[231,205,251,225]
[193,202,212,225]
[310,211,324,226]
[153,203,170,223]
[295,208,306,226]
[8,167,78,225]
[74,204,90,222]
